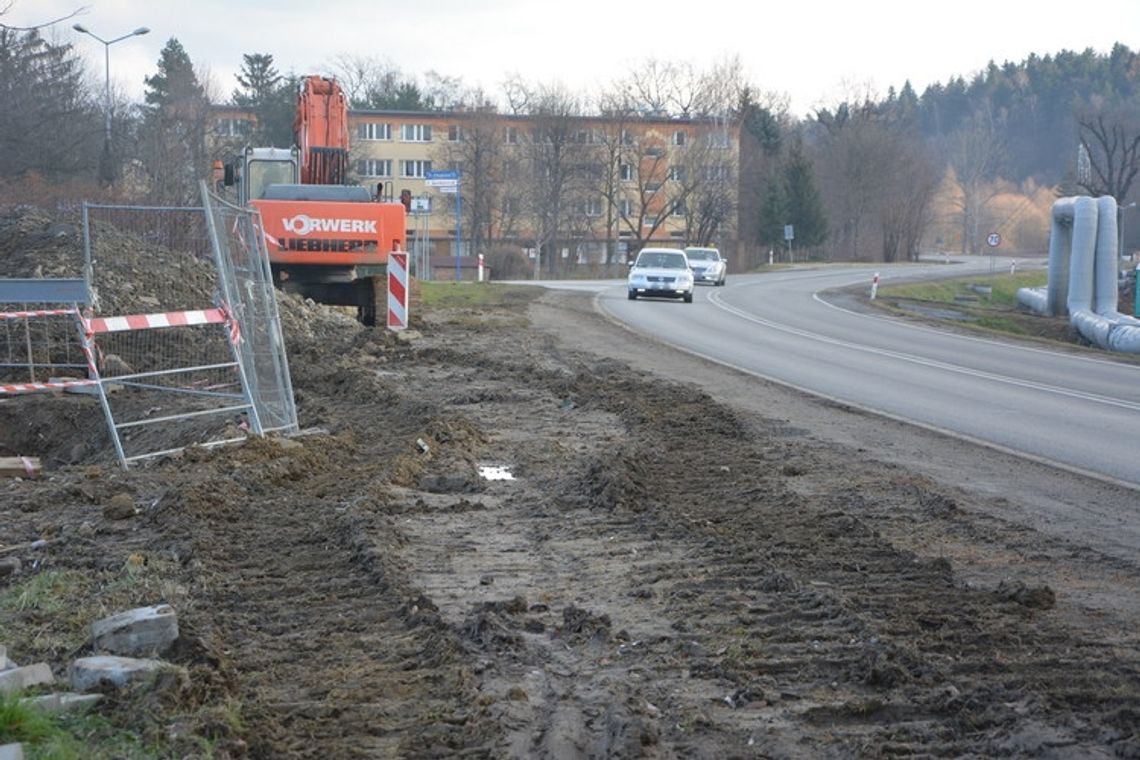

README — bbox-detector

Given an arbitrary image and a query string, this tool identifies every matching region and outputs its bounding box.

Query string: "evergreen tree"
[232,53,281,107]
[231,53,294,148]
[784,141,828,248]
[140,38,211,205]
[0,29,101,181]
[144,38,206,112]
[758,177,788,248]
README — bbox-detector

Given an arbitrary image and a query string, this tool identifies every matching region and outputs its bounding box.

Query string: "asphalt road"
[561,260,1140,489]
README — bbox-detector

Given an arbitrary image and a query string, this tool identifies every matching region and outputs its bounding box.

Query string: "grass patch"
[418,281,545,310]
[0,570,91,615]
[869,270,1082,345]
[0,692,155,759]
[0,691,57,744]
[879,271,1047,308]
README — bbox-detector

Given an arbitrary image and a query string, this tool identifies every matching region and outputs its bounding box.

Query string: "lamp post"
[72,23,150,184]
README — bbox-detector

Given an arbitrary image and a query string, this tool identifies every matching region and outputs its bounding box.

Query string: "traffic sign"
[987,232,1001,247]
[425,169,459,188]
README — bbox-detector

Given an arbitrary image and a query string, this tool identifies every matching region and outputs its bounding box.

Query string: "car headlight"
[678,272,693,285]
[629,274,646,285]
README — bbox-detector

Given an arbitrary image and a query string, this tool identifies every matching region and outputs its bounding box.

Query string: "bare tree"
[0,3,87,30]
[505,80,593,277]
[814,95,934,261]
[434,107,505,255]
[881,138,940,261]
[1077,110,1140,201]
[326,54,404,109]
[945,108,1007,254]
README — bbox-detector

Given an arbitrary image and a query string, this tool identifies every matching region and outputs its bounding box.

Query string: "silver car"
[627,248,694,303]
[684,246,726,286]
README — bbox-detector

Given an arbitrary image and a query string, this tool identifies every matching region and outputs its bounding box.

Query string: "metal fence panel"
[200,184,298,435]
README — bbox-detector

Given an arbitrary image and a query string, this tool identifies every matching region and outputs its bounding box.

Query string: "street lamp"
[72,23,150,184]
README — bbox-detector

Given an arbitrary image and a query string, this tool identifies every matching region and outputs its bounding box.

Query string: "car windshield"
[686,249,718,261]
[636,252,688,269]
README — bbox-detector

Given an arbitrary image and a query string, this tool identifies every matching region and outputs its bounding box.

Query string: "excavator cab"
[224,146,301,206]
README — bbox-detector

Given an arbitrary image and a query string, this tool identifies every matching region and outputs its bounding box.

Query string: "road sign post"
[426,170,462,280]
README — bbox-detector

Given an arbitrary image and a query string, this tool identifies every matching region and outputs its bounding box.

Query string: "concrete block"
[22,692,103,714]
[0,743,24,760]
[69,656,162,692]
[0,663,54,695]
[91,604,179,657]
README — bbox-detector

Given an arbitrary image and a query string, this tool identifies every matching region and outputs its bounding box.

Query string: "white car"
[627,248,694,303]
[684,246,726,286]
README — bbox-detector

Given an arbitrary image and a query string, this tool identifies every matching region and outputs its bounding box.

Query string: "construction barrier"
[387,251,408,331]
[3,193,296,467]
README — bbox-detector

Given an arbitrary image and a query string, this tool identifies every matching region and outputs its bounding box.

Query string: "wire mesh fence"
[0,307,87,385]
[81,204,218,315]
[201,183,298,435]
[2,198,296,465]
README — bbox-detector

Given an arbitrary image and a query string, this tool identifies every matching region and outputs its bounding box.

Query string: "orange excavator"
[224,75,407,325]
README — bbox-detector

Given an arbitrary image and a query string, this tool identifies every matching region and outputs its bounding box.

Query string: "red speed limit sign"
[987,232,1001,247]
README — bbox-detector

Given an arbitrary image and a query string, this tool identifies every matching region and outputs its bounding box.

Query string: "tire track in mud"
[165,441,495,754]
[383,330,1140,758]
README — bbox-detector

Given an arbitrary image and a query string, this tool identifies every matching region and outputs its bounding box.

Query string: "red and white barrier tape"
[0,308,80,320]
[84,308,227,335]
[0,379,98,395]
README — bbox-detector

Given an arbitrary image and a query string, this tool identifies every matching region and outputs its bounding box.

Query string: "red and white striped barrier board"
[1,308,80,320]
[84,308,227,335]
[0,379,98,395]
[387,252,409,331]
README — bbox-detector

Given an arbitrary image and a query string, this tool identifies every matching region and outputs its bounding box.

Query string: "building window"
[619,163,633,181]
[357,122,391,141]
[673,130,687,146]
[580,198,602,217]
[401,159,432,178]
[215,118,252,137]
[705,131,730,149]
[448,124,461,141]
[668,166,686,182]
[619,199,632,216]
[506,126,519,144]
[621,129,634,146]
[400,124,432,142]
[573,129,594,144]
[643,145,666,158]
[703,165,730,181]
[356,159,391,178]
[671,200,687,216]
[505,197,520,214]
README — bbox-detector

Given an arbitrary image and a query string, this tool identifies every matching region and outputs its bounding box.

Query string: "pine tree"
[231,53,294,148]
[140,38,211,204]
[758,178,788,248]
[232,53,281,107]
[784,141,828,248]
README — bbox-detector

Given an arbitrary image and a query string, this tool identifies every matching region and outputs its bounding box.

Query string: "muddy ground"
[2,208,1140,758]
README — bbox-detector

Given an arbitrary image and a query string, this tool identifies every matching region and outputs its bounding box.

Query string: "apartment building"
[210,105,740,269]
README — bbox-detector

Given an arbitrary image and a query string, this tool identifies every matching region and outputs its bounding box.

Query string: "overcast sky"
[14,0,1140,117]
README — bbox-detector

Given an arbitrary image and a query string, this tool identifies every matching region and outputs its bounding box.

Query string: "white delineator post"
[388,251,409,331]
[870,272,880,300]
[478,253,485,282]
[1010,259,1017,275]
